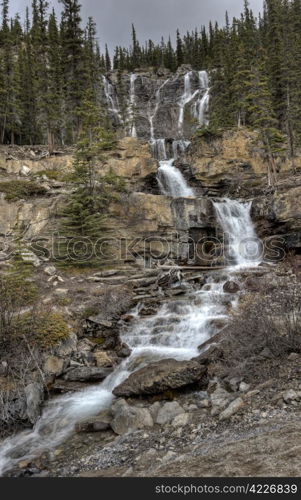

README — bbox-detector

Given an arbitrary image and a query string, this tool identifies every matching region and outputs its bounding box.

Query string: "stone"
[53,288,68,296]
[239,381,251,393]
[24,382,44,424]
[219,397,244,421]
[209,380,232,417]
[113,359,206,397]
[0,361,8,376]
[223,281,240,293]
[75,411,112,432]
[43,356,64,376]
[227,377,243,392]
[283,389,299,403]
[19,165,30,176]
[64,366,113,382]
[77,338,94,352]
[20,249,40,267]
[111,399,153,435]
[44,266,56,276]
[288,353,300,361]
[55,333,78,357]
[93,351,114,368]
[156,401,185,425]
[149,401,161,421]
[172,412,189,427]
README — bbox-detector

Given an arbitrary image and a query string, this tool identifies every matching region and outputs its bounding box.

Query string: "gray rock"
[24,382,44,424]
[283,389,299,403]
[64,366,113,382]
[239,381,251,393]
[156,401,185,425]
[44,266,57,276]
[219,397,244,421]
[172,412,189,427]
[113,358,206,397]
[111,399,153,435]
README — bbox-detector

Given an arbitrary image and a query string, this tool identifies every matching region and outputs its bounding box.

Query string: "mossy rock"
[15,312,70,349]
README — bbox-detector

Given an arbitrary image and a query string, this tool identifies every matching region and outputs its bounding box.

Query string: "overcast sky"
[11,0,263,52]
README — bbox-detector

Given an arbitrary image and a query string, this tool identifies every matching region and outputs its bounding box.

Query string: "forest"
[0,0,301,157]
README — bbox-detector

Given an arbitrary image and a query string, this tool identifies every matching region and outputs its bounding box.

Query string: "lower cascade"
[0,199,260,476]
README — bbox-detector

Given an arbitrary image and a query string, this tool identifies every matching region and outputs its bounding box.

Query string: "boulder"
[219,397,244,421]
[111,399,153,435]
[24,382,44,424]
[172,412,189,427]
[223,281,240,294]
[43,356,64,376]
[156,401,185,425]
[113,359,206,397]
[283,389,299,403]
[63,366,113,382]
[93,351,114,368]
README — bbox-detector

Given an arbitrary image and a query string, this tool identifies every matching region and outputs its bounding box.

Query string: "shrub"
[0,181,48,201]
[219,284,301,379]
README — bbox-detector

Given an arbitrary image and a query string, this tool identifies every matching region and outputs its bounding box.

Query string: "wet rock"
[24,382,44,424]
[113,359,206,397]
[63,366,113,382]
[223,281,240,293]
[218,397,244,421]
[156,401,185,425]
[111,399,153,435]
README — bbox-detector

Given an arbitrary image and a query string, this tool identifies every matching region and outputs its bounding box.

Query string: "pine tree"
[176,29,184,66]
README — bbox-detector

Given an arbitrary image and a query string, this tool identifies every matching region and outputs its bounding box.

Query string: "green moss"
[15,312,70,349]
[81,306,100,319]
[0,181,48,201]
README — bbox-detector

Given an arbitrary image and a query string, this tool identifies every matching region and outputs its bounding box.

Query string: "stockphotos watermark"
[0,232,286,265]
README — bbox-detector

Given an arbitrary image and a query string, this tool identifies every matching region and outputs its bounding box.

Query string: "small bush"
[0,181,48,201]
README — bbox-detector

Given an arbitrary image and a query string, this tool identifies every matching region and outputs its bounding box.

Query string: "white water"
[214,199,262,268]
[157,159,194,198]
[149,78,170,142]
[0,199,259,475]
[172,139,191,160]
[178,71,210,135]
[129,74,137,138]
[102,76,121,124]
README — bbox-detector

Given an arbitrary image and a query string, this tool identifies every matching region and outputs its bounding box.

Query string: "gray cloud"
[11,0,263,52]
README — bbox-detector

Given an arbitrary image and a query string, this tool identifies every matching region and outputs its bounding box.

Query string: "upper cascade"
[102,68,210,144]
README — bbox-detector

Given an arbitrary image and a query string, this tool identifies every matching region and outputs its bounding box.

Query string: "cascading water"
[0,199,260,476]
[214,199,261,268]
[157,159,194,198]
[129,74,137,138]
[102,76,121,124]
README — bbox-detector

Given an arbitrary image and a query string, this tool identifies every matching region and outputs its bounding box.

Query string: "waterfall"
[151,138,167,160]
[102,76,121,124]
[149,78,170,142]
[172,140,191,160]
[178,71,210,135]
[157,159,194,198]
[0,199,260,475]
[129,74,137,138]
[214,199,261,268]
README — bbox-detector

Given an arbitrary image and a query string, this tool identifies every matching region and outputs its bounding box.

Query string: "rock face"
[113,359,206,397]
[24,383,44,424]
